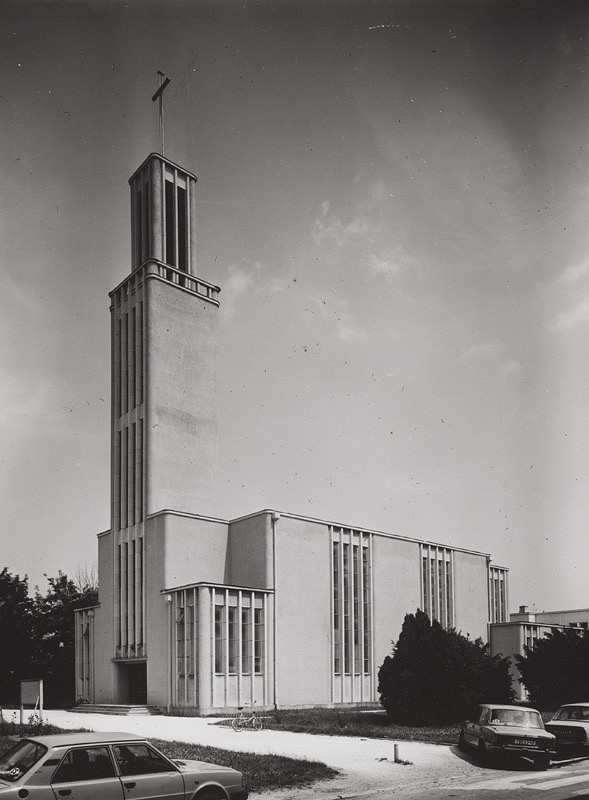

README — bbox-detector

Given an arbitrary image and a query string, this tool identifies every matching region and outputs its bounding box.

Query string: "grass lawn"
[0,722,338,793]
[260,707,460,744]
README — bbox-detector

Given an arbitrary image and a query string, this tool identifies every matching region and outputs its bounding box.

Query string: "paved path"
[2,709,485,799]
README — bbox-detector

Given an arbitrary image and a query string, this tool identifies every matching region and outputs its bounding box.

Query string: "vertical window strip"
[129,423,135,528]
[116,430,122,531]
[121,427,128,529]
[116,318,122,418]
[228,605,238,674]
[362,543,370,673]
[129,538,135,648]
[122,313,128,414]
[138,418,143,522]
[241,606,251,675]
[136,302,143,407]
[214,604,224,674]
[135,183,142,268]
[177,185,187,271]
[142,179,149,263]
[116,544,122,651]
[332,542,340,674]
[121,542,128,650]
[254,605,264,674]
[343,542,350,674]
[129,306,136,409]
[137,537,143,648]
[353,542,360,674]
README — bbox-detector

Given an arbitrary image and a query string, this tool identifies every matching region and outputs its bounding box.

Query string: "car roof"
[25,732,147,748]
[481,704,539,711]
[558,702,589,708]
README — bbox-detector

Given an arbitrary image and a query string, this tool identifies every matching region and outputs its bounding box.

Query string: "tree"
[378,610,514,724]
[0,568,35,704]
[516,628,589,709]
[31,571,98,706]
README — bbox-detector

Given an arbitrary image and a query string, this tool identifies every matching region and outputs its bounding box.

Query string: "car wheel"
[194,788,226,800]
[478,739,490,763]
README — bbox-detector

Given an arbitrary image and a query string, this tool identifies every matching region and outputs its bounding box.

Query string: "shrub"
[378,610,513,724]
[516,627,589,709]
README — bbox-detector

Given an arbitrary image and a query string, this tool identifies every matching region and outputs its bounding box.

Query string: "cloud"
[369,252,400,276]
[312,201,369,249]
[310,295,367,342]
[462,343,497,360]
[559,258,589,284]
[221,259,263,321]
[551,297,589,331]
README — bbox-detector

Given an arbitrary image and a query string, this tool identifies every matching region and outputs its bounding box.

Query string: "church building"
[75,150,509,715]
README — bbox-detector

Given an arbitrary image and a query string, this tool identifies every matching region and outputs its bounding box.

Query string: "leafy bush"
[378,610,514,724]
[516,627,589,709]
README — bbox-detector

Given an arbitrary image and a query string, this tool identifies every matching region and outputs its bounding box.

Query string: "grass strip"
[255,708,460,744]
[0,723,338,793]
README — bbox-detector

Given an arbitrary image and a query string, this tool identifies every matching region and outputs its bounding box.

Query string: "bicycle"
[231,702,263,732]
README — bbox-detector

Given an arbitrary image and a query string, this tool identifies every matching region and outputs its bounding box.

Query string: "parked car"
[545,702,589,754]
[0,731,249,800]
[459,704,556,769]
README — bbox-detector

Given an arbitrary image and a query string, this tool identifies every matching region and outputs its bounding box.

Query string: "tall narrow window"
[165,180,175,266]
[176,602,185,676]
[141,180,149,262]
[137,537,143,649]
[362,546,370,673]
[214,605,224,674]
[177,185,187,271]
[186,597,194,674]
[116,318,122,418]
[129,307,136,409]
[241,606,251,674]
[254,607,264,674]
[228,606,238,674]
[135,186,143,266]
[137,418,143,522]
[129,423,135,527]
[332,543,341,674]
[136,302,143,406]
[343,543,350,674]
[353,544,361,673]
[421,546,453,628]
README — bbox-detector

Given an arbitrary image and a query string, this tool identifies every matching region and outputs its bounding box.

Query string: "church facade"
[75,152,509,714]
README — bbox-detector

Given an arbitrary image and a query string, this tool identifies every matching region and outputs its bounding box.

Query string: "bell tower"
[108,150,220,672]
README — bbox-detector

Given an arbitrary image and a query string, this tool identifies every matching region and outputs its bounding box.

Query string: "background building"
[75,151,509,714]
[490,605,589,700]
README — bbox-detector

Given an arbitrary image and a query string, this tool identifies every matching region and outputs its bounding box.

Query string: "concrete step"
[69,704,162,716]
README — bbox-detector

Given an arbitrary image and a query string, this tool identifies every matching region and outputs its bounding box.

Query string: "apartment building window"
[332,530,372,676]
[214,604,224,674]
[421,545,454,627]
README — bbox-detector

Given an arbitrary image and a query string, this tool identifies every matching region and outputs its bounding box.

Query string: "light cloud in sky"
[559,258,589,284]
[312,201,369,249]
[551,297,589,331]
[369,251,401,277]
[310,295,367,342]
[462,343,497,360]
[221,259,263,321]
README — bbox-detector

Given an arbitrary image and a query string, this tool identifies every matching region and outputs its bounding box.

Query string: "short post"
[394,743,400,763]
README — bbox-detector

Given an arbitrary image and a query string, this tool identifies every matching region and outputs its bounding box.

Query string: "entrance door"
[117,662,147,704]
[127,662,147,704]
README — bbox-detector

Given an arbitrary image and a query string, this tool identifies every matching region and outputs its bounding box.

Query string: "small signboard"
[20,679,43,723]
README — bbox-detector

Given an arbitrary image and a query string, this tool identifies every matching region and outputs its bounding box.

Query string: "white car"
[0,731,249,800]
[545,703,589,754]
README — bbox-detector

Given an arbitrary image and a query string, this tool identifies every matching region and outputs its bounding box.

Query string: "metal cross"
[152,71,171,156]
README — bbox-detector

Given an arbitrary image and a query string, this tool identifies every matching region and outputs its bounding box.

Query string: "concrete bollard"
[394,743,399,763]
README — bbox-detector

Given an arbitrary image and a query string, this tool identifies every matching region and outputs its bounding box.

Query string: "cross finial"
[152,71,171,156]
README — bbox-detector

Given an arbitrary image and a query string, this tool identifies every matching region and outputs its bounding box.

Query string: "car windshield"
[0,740,47,782]
[554,706,589,721]
[489,709,544,728]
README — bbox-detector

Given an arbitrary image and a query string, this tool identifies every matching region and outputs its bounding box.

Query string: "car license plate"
[513,738,535,746]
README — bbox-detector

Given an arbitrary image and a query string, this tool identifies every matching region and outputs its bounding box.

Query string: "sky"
[1,0,589,612]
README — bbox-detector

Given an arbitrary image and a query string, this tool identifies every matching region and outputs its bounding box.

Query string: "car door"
[51,746,125,800]
[113,744,185,800]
